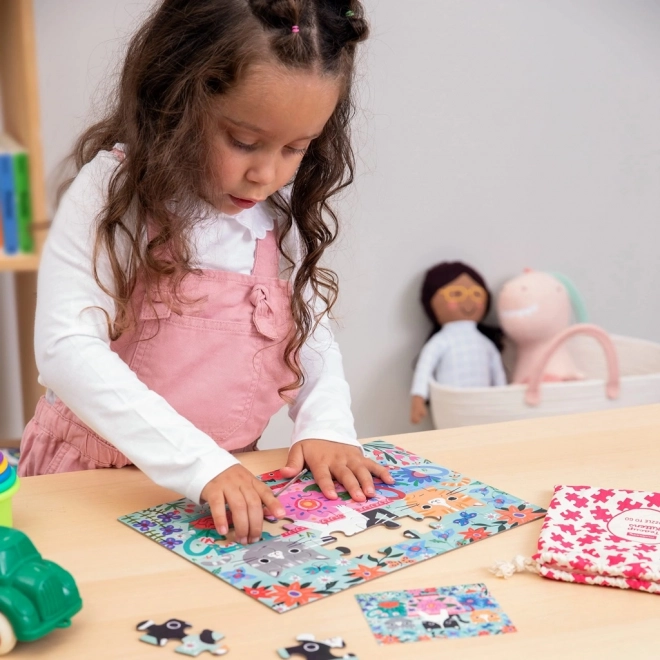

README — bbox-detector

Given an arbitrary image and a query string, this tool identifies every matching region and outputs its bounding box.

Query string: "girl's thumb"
[280,443,304,477]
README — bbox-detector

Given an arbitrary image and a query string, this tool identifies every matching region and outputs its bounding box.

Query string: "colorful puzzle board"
[119,441,546,613]
[356,583,516,644]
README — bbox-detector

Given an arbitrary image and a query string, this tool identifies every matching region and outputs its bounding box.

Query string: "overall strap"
[251,219,281,279]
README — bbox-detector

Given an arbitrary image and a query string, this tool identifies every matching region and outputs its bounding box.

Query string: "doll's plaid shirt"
[411,320,506,398]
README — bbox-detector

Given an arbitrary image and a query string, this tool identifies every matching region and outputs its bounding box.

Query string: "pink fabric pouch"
[494,485,660,594]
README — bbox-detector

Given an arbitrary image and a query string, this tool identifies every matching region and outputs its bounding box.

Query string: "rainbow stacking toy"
[0,451,19,527]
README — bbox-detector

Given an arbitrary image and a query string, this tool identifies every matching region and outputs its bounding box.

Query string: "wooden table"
[12,405,660,659]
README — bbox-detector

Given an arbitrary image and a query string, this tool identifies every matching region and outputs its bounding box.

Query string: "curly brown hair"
[64,0,368,399]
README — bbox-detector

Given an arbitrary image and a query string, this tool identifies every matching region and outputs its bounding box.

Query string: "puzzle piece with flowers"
[119,441,546,613]
[355,583,516,644]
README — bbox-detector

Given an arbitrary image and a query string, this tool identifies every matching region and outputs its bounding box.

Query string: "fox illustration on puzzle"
[120,441,545,613]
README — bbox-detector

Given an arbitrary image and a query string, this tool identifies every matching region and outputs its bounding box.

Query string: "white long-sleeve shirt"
[411,320,507,399]
[35,147,359,503]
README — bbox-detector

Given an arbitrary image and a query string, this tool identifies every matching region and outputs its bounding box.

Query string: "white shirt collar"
[231,201,275,240]
[199,199,276,240]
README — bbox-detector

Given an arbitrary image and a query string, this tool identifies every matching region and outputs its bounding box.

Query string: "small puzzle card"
[119,441,545,613]
[355,583,516,643]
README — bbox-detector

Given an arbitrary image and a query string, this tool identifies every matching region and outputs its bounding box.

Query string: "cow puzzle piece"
[277,634,357,660]
[418,610,469,631]
[137,618,192,646]
[175,629,228,656]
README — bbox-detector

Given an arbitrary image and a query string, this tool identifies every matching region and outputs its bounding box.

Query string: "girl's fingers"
[280,442,304,479]
[367,459,396,484]
[353,465,377,498]
[333,465,365,502]
[241,486,265,544]
[313,464,338,499]
[209,492,229,536]
[226,492,248,544]
[259,483,285,519]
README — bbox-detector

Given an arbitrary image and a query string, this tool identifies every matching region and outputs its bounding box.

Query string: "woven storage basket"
[429,331,660,429]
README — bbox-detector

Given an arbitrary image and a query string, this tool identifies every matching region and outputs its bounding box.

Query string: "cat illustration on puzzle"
[199,531,342,578]
[242,535,336,578]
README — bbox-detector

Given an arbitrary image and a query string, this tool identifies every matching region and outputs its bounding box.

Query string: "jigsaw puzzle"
[175,629,228,656]
[137,618,192,646]
[355,583,516,644]
[277,634,357,659]
[120,441,545,613]
[136,619,228,655]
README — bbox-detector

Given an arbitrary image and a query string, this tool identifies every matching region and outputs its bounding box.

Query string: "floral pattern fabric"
[535,485,660,594]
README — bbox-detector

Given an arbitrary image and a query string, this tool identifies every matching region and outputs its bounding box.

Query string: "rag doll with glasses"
[410,262,507,424]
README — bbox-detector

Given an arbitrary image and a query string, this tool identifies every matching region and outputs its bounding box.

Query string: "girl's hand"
[280,439,395,502]
[201,465,285,544]
[410,395,427,424]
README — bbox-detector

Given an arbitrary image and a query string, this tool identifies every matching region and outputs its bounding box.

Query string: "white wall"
[32,0,660,447]
[34,0,154,208]
[0,274,24,440]
[338,0,660,440]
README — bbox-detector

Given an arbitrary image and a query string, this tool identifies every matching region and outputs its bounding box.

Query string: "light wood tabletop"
[11,405,660,659]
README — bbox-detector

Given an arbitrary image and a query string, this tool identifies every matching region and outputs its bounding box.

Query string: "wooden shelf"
[0,253,40,272]
[1,0,47,425]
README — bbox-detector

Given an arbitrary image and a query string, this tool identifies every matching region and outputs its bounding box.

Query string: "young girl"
[18,0,393,545]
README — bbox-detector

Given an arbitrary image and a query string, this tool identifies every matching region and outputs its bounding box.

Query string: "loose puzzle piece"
[137,618,192,646]
[277,634,357,659]
[175,629,228,656]
[120,441,546,613]
[355,583,516,644]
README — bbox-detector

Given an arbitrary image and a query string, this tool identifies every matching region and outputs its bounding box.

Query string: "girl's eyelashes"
[286,145,308,156]
[230,136,258,152]
[229,134,308,157]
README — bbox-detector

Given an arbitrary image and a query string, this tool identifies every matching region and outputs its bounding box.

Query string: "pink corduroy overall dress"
[18,156,295,477]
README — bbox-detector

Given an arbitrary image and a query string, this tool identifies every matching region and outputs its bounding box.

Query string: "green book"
[14,150,33,253]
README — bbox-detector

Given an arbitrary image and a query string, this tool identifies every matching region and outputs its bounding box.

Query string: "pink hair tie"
[291,25,299,33]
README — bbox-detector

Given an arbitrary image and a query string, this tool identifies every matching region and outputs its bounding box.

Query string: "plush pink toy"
[497,269,585,384]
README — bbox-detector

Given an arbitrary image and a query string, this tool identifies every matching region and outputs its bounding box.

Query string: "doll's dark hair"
[62,0,369,401]
[420,261,504,351]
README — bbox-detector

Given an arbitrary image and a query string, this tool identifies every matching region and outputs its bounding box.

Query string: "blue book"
[0,134,21,255]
